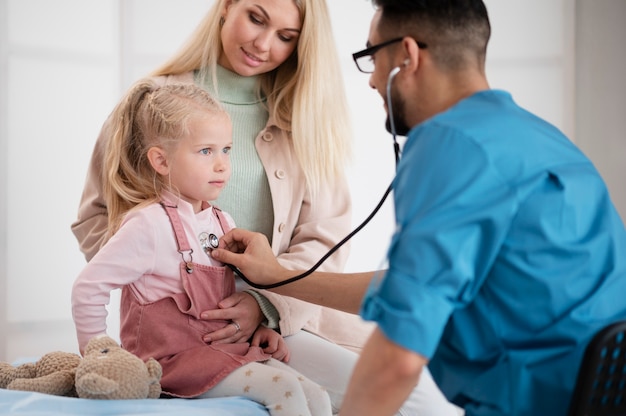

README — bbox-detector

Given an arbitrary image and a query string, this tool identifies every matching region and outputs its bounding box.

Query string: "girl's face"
[168,113,233,212]
[219,0,301,76]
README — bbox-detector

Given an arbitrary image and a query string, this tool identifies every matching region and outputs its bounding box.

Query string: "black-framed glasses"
[352,37,427,74]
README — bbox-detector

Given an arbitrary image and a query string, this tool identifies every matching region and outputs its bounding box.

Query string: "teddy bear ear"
[85,335,119,355]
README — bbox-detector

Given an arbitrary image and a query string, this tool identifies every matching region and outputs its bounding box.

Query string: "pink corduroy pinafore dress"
[120,202,269,397]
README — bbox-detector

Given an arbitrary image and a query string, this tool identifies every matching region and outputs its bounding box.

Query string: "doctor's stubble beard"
[385,85,411,137]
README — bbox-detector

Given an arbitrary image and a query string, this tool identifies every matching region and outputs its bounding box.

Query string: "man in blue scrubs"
[211,1,626,415]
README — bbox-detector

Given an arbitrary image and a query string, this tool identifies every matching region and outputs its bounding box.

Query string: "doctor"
[211,0,626,415]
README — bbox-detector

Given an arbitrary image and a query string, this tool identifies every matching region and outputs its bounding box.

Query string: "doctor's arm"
[211,228,376,314]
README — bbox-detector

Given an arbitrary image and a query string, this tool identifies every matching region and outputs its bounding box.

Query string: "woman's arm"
[200,291,264,344]
[71,117,112,261]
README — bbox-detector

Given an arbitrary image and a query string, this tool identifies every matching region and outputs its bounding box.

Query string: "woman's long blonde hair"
[104,79,225,235]
[151,0,352,194]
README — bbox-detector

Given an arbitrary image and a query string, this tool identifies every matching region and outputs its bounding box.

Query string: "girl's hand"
[201,292,263,344]
[251,326,290,362]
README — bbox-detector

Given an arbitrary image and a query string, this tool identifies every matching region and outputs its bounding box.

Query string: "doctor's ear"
[147,146,170,175]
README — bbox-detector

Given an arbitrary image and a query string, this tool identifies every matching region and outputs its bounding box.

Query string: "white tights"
[199,357,332,416]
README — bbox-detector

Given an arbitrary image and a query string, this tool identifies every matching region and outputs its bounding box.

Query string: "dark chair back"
[568,320,626,416]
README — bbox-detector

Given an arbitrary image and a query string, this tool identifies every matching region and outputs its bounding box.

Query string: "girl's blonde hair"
[104,79,226,235]
[151,0,352,194]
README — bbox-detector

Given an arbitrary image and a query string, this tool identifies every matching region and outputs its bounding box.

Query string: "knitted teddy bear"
[0,335,162,399]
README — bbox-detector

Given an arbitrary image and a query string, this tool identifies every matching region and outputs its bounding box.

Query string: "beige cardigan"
[71,72,374,352]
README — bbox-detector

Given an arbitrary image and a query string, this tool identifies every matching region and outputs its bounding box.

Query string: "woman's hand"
[211,228,292,286]
[251,326,290,362]
[201,292,263,344]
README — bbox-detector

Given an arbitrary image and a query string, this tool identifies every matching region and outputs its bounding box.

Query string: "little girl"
[71,79,331,415]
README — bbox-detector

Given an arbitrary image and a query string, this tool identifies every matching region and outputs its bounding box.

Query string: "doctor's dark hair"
[103,80,227,235]
[372,0,491,71]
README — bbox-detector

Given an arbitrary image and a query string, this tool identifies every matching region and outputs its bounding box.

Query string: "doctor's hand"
[211,228,292,286]
[201,291,263,344]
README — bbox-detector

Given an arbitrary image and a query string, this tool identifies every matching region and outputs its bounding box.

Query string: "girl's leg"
[264,358,333,416]
[284,330,464,416]
[199,360,332,416]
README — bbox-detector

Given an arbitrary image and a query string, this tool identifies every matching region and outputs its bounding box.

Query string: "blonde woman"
[72,1,458,414]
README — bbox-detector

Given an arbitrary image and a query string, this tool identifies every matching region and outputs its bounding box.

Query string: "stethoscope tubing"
[225,182,394,289]
[222,67,403,289]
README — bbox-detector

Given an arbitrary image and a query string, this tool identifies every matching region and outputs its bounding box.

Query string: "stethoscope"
[205,67,404,289]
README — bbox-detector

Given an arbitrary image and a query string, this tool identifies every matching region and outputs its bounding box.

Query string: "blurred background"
[1,0,625,362]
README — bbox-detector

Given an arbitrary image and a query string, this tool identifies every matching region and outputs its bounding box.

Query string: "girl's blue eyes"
[199,147,231,155]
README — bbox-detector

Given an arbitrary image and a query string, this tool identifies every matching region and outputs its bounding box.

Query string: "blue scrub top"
[361,90,626,416]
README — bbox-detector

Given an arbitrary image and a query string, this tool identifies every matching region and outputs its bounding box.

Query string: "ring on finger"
[231,321,241,333]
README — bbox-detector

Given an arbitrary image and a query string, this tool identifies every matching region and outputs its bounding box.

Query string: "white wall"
[2,0,623,363]
[575,0,626,222]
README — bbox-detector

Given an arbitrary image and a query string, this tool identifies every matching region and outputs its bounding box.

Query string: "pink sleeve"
[71,211,158,352]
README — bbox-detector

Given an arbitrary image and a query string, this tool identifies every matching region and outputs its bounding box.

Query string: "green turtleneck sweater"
[197,66,274,244]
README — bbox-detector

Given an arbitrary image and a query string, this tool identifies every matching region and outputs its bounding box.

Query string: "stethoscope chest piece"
[199,232,219,254]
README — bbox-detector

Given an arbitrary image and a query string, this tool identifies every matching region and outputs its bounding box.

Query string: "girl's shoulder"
[210,205,236,231]
[121,201,167,227]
